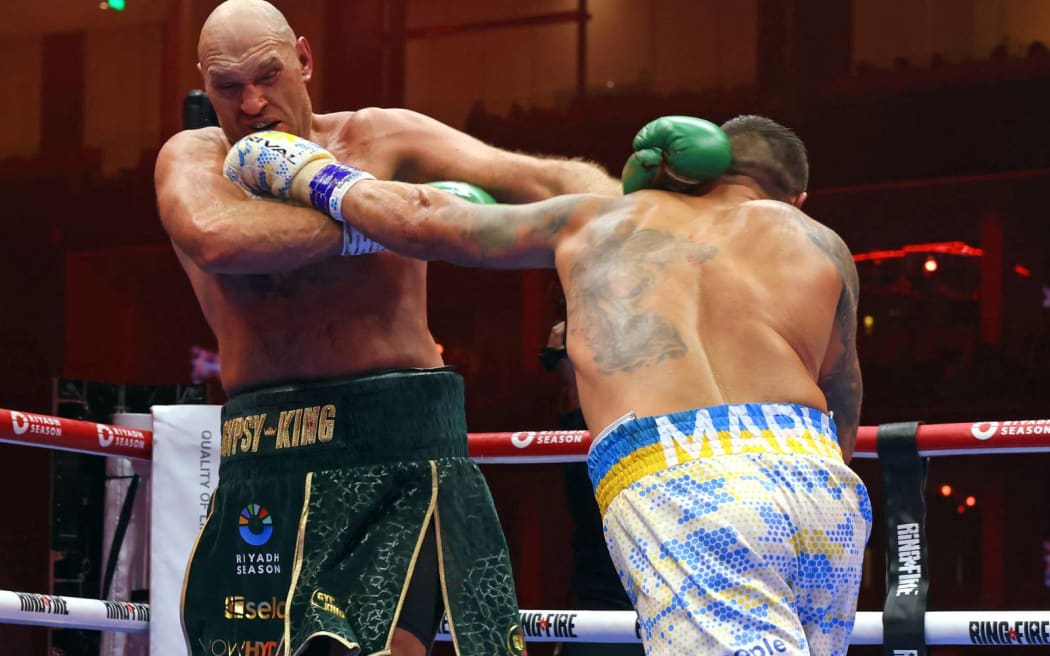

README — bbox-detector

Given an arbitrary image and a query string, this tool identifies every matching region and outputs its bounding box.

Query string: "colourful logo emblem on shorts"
[238,504,273,546]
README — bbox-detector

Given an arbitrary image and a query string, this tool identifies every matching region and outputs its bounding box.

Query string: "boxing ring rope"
[3,594,1050,646]
[0,591,149,633]
[2,407,1048,463]
[467,419,1050,463]
[0,408,151,461]
[1,406,1048,645]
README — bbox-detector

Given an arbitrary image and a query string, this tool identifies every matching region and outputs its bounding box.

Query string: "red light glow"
[853,240,984,263]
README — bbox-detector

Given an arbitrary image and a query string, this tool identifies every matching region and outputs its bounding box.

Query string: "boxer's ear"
[296,36,313,82]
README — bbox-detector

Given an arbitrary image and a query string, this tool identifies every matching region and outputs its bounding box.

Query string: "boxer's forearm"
[461,154,619,203]
[175,198,342,274]
[336,181,483,264]
[155,132,343,275]
[377,108,619,201]
[541,157,622,197]
[339,181,596,269]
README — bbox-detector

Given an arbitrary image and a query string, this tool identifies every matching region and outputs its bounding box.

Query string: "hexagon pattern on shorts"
[591,405,872,656]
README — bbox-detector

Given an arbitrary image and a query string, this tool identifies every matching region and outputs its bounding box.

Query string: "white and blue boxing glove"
[224,130,385,256]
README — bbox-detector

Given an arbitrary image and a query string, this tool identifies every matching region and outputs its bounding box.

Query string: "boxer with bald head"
[155,1,617,655]
[226,114,872,656]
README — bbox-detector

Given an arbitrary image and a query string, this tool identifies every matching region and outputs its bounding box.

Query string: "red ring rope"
[0,408,151,460]
[1,407,1047,462]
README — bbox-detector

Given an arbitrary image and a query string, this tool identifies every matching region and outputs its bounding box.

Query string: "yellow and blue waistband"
[587,403,841,514]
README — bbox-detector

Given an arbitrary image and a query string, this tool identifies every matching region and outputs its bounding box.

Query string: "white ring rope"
[2,591,1047,647]
[449,610,1050,646]
[0,590,148,632]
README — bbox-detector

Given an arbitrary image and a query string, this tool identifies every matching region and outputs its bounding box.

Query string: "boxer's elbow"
[180,211,253,273]
[191,243,243,273]
[182,237,239,273]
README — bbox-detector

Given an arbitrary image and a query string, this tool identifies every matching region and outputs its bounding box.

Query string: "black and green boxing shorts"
[182,368,527,656]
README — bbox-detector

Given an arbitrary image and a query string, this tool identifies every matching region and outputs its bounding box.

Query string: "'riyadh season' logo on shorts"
[238,504,273,546]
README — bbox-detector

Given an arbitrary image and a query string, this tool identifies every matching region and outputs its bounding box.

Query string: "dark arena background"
[0,1,1048,654]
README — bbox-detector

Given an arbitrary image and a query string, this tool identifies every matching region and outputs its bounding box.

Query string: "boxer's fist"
[621,116,731,194]
[225,131,376,222]
[224,130,335,202]
[428,181,496,204]
[225,131,384,256]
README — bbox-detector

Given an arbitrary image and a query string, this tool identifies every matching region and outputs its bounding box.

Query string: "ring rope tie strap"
[306,162,384,256]
[101,473,141,601]
[877,421,930,656]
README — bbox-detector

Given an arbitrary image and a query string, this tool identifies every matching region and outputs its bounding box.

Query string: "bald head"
[195,0,315,143]
[198,0,296,63]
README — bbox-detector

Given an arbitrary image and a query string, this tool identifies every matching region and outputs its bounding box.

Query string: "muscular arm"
[154,128,342,274]
[811,225,863,462]
[362,108,620,200]
[337,179,612,269]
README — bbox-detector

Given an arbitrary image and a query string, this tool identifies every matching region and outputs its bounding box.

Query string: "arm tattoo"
[825,285,863,456]
[794,215,863,454]
[433,195,585,266]
[568,222,717,374]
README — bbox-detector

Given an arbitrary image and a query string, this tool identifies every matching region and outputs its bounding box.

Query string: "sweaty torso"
[556,191,842,436]
[181,112,442,393]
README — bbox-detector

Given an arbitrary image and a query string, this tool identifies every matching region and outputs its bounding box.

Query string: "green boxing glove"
[621,115,732,194]
[428,180,496,204]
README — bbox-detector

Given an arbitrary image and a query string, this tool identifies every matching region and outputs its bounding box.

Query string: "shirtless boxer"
[224,114,872,656]
[153,1,617,655]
